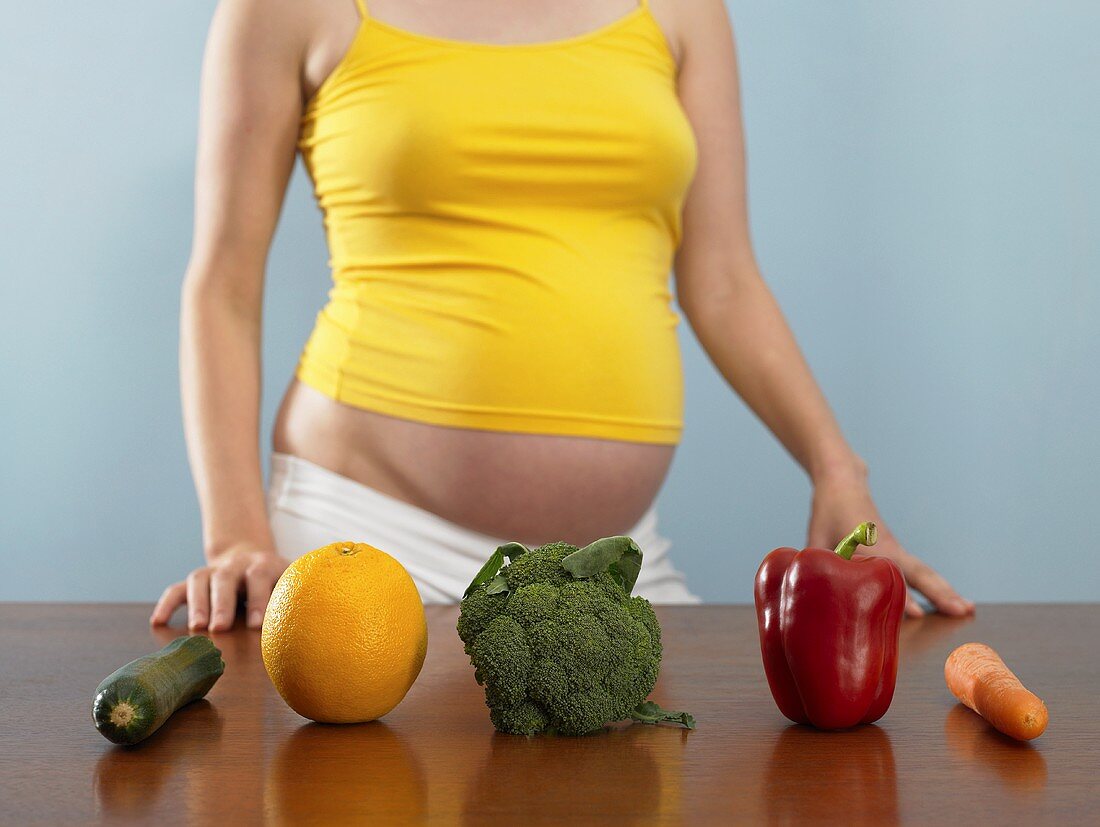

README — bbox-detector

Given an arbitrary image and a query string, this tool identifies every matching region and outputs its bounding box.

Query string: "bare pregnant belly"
[272,379,676,547]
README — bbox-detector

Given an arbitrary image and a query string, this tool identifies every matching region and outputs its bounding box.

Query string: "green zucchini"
[92,635,225,745]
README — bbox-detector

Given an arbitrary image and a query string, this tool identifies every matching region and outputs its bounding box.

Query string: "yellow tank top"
[296,0,698,445]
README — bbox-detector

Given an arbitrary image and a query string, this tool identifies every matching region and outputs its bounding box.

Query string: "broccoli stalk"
[630,700,696,729]
[457,536,696,736]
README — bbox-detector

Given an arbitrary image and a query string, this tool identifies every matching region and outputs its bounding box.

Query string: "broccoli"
[457,536,696,736]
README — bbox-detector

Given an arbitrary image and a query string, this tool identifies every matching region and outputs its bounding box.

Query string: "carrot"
[944,642,1048,741]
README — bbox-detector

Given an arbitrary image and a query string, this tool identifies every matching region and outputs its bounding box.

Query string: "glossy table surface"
[1,604,1095,825]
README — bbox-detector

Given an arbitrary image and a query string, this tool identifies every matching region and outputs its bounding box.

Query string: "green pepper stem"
[833,522,877,560]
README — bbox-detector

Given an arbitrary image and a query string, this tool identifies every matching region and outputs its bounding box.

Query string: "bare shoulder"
[647,0,735,73]
[208,0,318,47]
[661,0,737,69]
[205,0,324,96]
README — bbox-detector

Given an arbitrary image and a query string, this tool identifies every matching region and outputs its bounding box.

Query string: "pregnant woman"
[151,0,973,630]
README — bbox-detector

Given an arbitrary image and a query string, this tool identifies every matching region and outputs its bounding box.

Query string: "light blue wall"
[1,2,1096,602]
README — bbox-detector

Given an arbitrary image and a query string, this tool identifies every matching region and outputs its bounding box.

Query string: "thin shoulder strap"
[353,0,370,22]
[638,0,649,10]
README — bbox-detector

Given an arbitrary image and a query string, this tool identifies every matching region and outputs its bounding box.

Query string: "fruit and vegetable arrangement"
[752,522,1048,740]
[92,526,1048,759]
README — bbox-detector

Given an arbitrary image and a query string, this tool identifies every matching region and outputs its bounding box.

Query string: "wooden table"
[1,604,1095,824]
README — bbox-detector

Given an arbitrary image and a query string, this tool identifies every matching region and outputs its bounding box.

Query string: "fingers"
[186,568,212,630]
[209,566,244,632]
[244,563,279,629]
[150,581,187,626]
[157,552,286,632]
[854,548,971,618]
[905,560,975,617]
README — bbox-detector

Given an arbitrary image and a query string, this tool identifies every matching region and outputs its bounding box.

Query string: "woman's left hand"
[808,473,975,618]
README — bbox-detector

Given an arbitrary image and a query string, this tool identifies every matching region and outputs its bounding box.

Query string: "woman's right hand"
[150,546,290,632]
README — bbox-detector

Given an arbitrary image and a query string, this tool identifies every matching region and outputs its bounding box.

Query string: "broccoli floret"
[470,615,532,708]
[489,699,549,736]
[456,587,508,650]
[457,538,694,736]
[503,542,575,591]
[505,582,559,626]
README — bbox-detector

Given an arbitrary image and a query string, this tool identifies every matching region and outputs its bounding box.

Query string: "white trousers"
[267,452,701,605]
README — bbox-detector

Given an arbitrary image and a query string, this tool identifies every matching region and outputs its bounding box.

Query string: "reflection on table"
[265,722,427,824]
[463,724,687,825]
[944,703,1048,793]
[764,724,897,825]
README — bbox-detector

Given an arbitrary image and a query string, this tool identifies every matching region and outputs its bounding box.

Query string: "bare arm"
[670,0,972,617]
[151,0,308,630]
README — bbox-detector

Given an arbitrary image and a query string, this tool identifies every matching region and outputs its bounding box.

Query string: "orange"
[261,541,428,723]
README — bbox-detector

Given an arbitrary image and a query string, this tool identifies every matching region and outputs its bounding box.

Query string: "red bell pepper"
[754,522,906,729]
